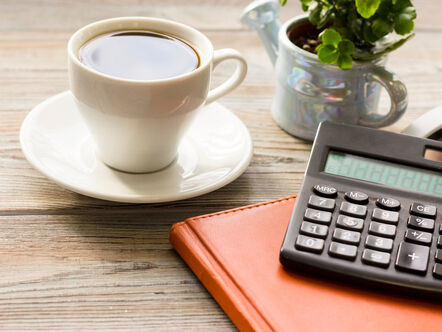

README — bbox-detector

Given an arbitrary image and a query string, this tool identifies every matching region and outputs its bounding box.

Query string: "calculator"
[280,121,442,298]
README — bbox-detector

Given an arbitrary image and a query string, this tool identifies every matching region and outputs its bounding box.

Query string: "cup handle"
[205,49,248,104]
[358,66,408,127]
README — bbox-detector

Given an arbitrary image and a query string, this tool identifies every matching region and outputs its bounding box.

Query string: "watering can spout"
[241,0,281,66]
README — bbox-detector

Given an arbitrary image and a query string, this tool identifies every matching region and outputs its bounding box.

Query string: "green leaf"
[317,44,339,64]
[355,0,381,19]
[401,7,417,20]
[319,28,342,47]
[279,0,287,6]
[372,18,393,38]
[338,40,355,55]
[309,3,322,26]
[337,54,353,70]
[317,8,333,29]
[393,0,413,12]
[353,34,414,61]
[362,23,378,44]
[394,13,414,35]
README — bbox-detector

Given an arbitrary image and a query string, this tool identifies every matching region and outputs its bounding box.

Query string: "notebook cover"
[169,196,442,332]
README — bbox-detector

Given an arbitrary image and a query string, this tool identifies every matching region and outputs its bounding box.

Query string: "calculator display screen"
[324,151,442,196]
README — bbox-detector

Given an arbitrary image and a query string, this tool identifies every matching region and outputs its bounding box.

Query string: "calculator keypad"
[294,185,441,291]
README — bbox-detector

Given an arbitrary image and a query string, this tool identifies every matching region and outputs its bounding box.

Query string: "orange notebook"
[169,196,442,332]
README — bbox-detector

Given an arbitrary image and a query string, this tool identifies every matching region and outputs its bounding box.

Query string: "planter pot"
[242,0,408,141]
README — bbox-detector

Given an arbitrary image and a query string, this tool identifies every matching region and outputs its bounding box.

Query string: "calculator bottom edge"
[279,249,442,302]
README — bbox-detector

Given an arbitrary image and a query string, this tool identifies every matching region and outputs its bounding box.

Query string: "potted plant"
[241,0,415,140]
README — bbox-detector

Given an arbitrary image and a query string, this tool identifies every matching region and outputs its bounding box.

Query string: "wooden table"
[0,1,440,330]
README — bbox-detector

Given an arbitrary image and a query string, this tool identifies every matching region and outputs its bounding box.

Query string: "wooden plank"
[0,0,440,330]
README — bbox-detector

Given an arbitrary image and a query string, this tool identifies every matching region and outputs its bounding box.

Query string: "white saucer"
[20,91,253,203]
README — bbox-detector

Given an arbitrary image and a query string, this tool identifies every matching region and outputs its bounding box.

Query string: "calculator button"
[371,208,399,224]
[295,235,324,253]
[405,229,432,245]
[365,235,393,252]
[407,216,434,231]
[435,249,442,262]
[433,264,442,279]
[328,242,357,260]
[362,249,391,267]
[313,184,337,198]
[340,202,367,218]
[395,242,429,274]
[376,197,400,211]
[308,195,335,211]
[410,203,437,218]
[332,228,360,244]
[344,191,368,204]
[336,215,364,231]
[368,222,396,238]
[300,221,328,238]
[440,223,442,234]
[304,208,332,224]
[438,236,442,248]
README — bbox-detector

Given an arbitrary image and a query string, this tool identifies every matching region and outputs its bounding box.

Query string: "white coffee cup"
[68,17,247,173]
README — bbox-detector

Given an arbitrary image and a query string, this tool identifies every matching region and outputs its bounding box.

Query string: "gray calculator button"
[435,249,442,262]
[395,242,429,273]
[308,195,335,211]
[433,264,442,279]
[362,249,391,267]
[295,235,324,253]
[372,208,399,224]
[365,235,393,252]
[336,215,364,231]
[410,203,437,218]
[376,197,400,211]
[407,216,434,231]
[332,228,360,244]
[340,202,367,218]
[313,184,337,197]
[344,191,368,204]
[405,229,432,245]
[328,242,357,260]
[368,222,396,238]
[304,208,332,224]
[300,221,328,238]
[439,236,442,248]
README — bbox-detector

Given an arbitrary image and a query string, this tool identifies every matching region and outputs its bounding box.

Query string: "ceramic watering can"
[241,0,408,141]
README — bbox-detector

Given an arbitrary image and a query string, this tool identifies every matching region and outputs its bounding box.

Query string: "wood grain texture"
[0,1,440,330]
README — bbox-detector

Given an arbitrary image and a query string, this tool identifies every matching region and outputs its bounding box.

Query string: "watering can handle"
[359,66,408,127]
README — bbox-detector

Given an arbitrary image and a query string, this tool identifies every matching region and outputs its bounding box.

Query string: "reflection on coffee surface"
[79,30,200,81]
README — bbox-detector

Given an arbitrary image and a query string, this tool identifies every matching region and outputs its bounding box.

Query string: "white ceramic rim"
[20,91,253,203]
[68,17,214,85]
[279,15,385,68]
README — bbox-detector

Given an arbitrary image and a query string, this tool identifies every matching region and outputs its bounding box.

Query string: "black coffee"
[79,30,200,81]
